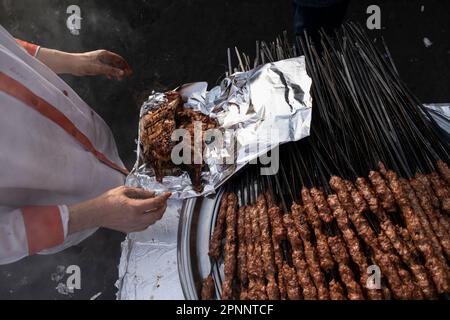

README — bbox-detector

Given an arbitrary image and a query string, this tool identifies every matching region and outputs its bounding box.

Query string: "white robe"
[0,25,126,265]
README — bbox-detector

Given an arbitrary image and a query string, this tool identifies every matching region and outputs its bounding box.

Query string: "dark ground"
[0,0,449,300]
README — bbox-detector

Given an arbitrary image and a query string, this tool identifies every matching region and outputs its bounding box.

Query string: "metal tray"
[176,104,450,300]
[177,188,225,300]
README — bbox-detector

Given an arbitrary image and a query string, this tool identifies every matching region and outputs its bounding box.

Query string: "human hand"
[37,48,133,79]
[68,186,171,234]
[71,49,133,80]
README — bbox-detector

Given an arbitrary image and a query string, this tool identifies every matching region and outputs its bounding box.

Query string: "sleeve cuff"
[15,39,40,57]
[21,206,66,255]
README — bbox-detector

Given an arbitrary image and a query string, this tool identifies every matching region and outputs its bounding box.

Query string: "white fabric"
[0,25,125,265]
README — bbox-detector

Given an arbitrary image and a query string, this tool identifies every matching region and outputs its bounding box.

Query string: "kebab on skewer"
[201,22,450,301]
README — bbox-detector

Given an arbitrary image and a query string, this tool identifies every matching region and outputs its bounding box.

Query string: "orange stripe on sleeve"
[0,72,129,175]
[21,206,65,255]
[15,39,39,57]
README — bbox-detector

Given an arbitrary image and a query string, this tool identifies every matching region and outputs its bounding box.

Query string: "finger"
[132,226,150,233]
[144,192,172,214]
[123,187,156,200]
[98,51,132,77]
[134,193,170,212]
[98,51,126,67]
[114,69,125,80]
[141,204,167,226]
[108,67,125,80]
[89,61,124,80]
[160,192,172,199]
[143,207,159,214]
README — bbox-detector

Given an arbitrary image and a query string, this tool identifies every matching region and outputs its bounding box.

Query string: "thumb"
[133,192,171,213]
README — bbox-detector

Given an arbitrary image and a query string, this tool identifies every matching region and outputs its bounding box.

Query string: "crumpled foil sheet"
[126,57,312,199]
[115,200,184,300]
[424,104,450,133]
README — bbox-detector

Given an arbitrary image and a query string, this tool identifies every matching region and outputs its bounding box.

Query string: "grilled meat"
[201,275,216,300]
[140,91,180,181]
[221,193,238,300]
[140,91,217,192]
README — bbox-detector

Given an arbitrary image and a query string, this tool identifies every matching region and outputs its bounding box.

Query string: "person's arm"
[68,186,171,234]
[15,38,132,80]
[36,48,133,80]
[0,205,66,265]
[0,186,170,265]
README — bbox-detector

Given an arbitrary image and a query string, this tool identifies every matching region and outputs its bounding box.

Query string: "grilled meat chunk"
[140,91,217,191]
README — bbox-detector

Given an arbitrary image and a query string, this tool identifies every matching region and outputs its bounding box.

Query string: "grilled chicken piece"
[176,106,217,192]
[140,91,217,191]
[140,91,181,182]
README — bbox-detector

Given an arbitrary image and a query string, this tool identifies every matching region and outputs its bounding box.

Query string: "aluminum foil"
[115,199,184,300]
[126,57,312,198]
[424,104,450,133]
